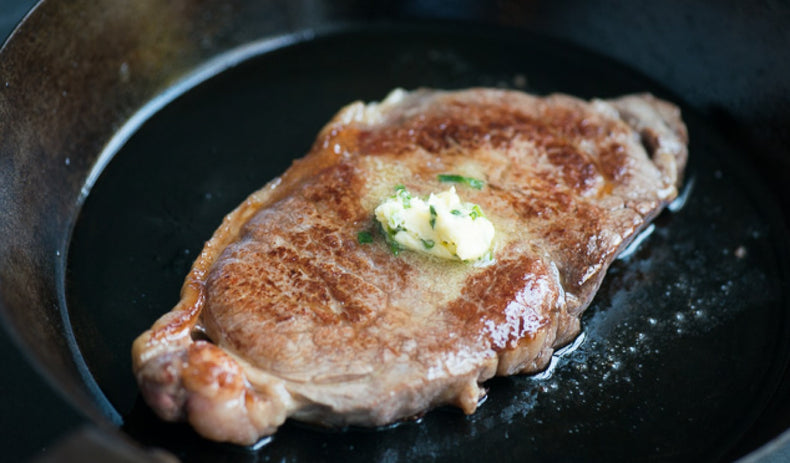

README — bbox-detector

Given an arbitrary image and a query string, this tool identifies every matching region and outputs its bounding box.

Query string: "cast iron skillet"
[1,1,789,461]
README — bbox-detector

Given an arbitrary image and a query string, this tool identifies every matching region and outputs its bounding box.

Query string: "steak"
[132,88,688,445]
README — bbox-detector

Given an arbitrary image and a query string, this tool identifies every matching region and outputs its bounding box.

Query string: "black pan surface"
[64,25,790,462]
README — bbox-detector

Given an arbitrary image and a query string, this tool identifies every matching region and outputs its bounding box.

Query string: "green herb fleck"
[421,239,435,249]
[429,205,437,229]
[399,192,411,209]
[467,178,485,190]
[437,174,485,190]
[378,222,401,256]
[393,184,411,208]
[470,204,484,220]
[357,231,373,244]
[450,209,463,216]
[388,239,401,256]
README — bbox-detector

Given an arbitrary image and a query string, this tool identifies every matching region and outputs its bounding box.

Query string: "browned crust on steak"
[132,88,688,444]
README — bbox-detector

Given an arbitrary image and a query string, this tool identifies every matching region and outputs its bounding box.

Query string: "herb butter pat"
[374,186,495,261]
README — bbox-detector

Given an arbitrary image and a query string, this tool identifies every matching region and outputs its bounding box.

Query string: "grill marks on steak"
[132,88,688,444]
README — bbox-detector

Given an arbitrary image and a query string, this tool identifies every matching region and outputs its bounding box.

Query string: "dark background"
[1,1,788,461]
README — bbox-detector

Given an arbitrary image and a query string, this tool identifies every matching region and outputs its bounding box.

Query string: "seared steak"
[132,88,688,444]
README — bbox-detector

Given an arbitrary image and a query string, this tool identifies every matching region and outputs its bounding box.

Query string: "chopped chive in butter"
[388,239,401,256]
[437,174,485,190]
[470,204,484,220]
[374,185,495,261]
[394,185,412,208]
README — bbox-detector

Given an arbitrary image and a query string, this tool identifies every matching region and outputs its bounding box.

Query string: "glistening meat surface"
[132,88,688,444]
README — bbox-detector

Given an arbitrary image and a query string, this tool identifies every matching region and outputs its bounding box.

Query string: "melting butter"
[374,186,494,261]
